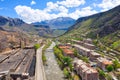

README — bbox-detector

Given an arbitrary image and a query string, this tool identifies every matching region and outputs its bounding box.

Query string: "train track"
[0,49,35,74]
[0,49,21,63]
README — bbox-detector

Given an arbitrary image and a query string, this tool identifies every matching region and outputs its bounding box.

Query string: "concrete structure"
[74,44,91,57]
[35,45,46,80]
[63,49,74,58]
[97,57,113,71]
[0,49,35,80]
[73,39,101,61]
[72,39,96,50]
[74,59,99,80]
[83,43,96,50]
[83,38,93,44]
[58,44,74,58]
[89,51,101,61]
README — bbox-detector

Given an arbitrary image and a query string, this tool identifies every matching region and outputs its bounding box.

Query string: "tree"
[112,58,120,70]
[63,68,70,78]
[34,44,40,50]
[63,57,72,67]
[74,75,80,80]
[82,56,89,63]
[34,44,40,54]
[106,65,114,72]
[98,69,106,77]
[105,74,112,80]
[74,49,78,57]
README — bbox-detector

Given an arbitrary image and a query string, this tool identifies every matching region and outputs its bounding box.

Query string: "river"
[44,42,66,80]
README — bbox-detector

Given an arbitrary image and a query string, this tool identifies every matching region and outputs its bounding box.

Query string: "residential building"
[97,57,113,71]
[63,49,74,58]
[74,59,99,80]
[89,51,101,61]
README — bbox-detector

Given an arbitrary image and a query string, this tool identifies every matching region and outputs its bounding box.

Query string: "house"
[97,57,113,71]
[83,38,93,44]
[58,45,71,49]
[83,43,96,50]
[63,49,74,58]
[89,51,101,61]
[73,44,91,57]
[72,39,84,46]
[74,59,99,80]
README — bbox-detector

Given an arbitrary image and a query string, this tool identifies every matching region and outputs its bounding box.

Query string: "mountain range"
[0,16,75,37]
[32,17,75,29]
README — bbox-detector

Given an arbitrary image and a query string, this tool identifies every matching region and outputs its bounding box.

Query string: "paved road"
[35,45,46,80]
[44,42,65,80]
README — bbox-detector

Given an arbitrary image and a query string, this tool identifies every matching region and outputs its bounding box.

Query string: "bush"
[98,69,106,77]
[112,58,120,70]
[63,68,71,78]
[34,44,40,50]
[106,65,114,72]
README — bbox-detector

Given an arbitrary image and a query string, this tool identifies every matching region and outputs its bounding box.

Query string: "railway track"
[0,49,35,73]
[0,49,21,63]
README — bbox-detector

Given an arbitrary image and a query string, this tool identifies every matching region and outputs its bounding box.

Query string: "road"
[35,45,46,80]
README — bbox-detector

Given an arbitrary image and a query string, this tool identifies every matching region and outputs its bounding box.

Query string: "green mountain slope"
[60,5,120,51]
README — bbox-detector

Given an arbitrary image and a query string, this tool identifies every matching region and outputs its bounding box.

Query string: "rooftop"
[58,45,71,49]
[74,59,98,73]
[97,57,112,65]
[90,51,101,56]
[73,44,90,52]
[63,49,74,55]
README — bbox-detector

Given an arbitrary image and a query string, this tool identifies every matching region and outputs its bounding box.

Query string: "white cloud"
[15,5,52,23]
[15,5,98,23]
[98,0,120,11]
[44,2,59,12]
[57,0,85,8]
[31,0,36,5]
[69,6,98,19]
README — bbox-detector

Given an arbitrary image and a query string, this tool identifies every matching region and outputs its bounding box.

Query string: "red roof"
[63,49,74,55]
[58,45,71,49]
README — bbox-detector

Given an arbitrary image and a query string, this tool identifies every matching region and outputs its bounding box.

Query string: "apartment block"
[74,59,99,80]
[97,57,113,71]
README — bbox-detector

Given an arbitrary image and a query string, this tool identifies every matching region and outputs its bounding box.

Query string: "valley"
[0,3,119,80]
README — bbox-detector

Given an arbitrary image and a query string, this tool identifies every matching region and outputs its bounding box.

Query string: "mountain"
[60,5,120,51]
[0,16,25,27]
[0,16,53,37]
[32,17,75,29]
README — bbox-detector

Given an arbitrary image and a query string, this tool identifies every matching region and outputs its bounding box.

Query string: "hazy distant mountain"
[32,17,75,29]
[0,16,54,37]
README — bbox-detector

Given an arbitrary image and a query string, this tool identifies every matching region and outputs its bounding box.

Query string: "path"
[35,45,46,80]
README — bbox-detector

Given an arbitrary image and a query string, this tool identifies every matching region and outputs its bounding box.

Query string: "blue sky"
[0,0,120,23]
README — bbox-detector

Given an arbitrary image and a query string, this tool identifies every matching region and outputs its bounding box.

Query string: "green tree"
[106,65,114,72]
[63,68,70,78]
[98,69,106,77]
[34,44,40,50]
[74,49,78,57]
[82,56,89,63]
[113,58,120,70]
[63,57,72,67]
[105,74,112,80]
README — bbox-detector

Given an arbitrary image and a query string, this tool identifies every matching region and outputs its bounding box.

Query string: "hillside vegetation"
[60,5,120,51]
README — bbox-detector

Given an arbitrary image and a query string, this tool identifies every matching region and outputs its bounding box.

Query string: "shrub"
[106,65,114,72]
[34,44,40,50]
[63,68,70,78]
